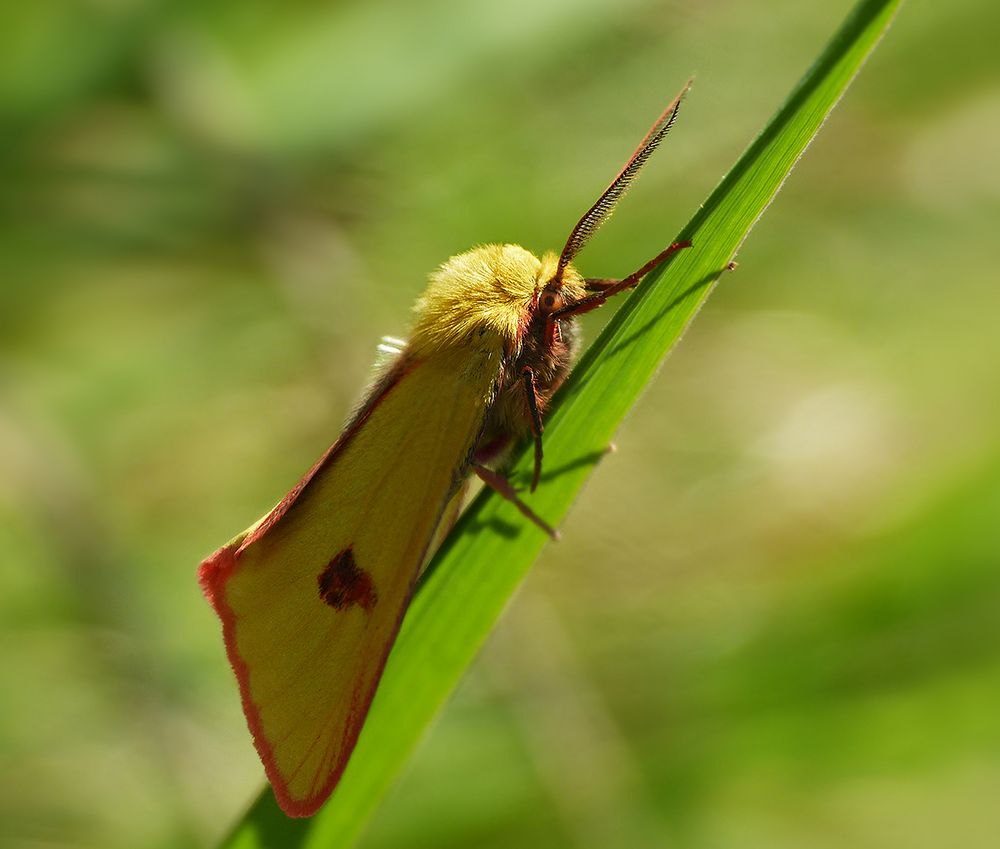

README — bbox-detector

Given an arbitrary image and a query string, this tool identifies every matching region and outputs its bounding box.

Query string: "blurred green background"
[2,1,998,847]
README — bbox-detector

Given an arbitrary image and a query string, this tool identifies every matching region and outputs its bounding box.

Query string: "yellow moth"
[200,81,693,817]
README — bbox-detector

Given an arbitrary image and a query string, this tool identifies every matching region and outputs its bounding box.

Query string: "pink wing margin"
[198,357,418,816]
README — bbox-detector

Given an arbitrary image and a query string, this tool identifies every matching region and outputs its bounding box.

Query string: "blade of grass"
[217,0,902,845]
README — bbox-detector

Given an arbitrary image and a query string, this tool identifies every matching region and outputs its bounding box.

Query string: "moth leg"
[522,367,544,493]
[556,240,692,320]
[473,463,559,540]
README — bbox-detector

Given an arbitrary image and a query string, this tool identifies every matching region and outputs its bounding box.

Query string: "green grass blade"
[217,0,902,845]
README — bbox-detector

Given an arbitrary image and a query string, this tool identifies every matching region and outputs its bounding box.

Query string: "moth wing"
[199,347,498,816]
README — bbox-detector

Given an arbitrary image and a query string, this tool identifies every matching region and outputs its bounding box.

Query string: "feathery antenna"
[555,78,693,282]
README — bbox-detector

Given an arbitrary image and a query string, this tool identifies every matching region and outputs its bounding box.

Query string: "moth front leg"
[522,366,545,493]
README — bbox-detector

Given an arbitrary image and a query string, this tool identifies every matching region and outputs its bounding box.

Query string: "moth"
[200,81,692,817]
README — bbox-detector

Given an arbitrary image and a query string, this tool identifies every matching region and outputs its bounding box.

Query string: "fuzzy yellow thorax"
[409,244,585,356]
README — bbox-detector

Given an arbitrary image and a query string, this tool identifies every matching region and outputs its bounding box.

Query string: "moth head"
[532,252,585,316]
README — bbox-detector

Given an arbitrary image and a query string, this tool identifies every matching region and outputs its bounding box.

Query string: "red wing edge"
[198,355,420,816]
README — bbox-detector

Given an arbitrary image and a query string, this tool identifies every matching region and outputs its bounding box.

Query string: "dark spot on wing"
[317,548,377,611]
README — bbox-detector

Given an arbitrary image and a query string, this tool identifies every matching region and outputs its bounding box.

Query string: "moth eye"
[540,292,563,312]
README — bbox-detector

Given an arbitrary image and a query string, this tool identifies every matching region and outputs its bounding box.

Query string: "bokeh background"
[2,0,998,847]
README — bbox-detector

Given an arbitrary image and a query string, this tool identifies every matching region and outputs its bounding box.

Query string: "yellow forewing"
[199,345,500,816]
